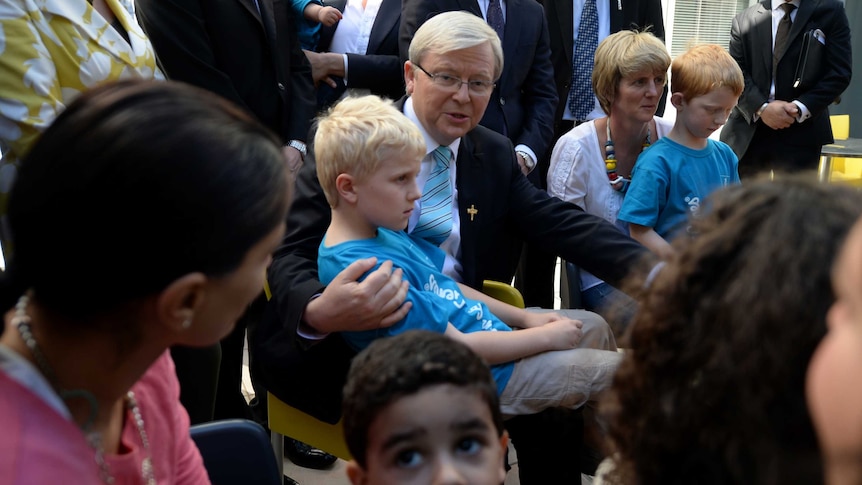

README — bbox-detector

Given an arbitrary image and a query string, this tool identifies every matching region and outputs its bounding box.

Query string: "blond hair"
[671,44,744,100]
[408,11,504,81]
[592,30,671,115]
[315,95,426,207]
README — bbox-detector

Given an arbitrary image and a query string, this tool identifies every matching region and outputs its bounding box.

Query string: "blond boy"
[315,95,621,420]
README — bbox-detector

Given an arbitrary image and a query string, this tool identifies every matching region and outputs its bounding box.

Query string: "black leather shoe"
[284,438,337,470]
[284,475,299,485]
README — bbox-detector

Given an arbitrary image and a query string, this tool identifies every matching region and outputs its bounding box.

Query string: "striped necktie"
[412,146,453,246]
[568,0,598,121]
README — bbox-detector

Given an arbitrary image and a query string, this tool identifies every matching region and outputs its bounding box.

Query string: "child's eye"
[455,437,482,455]
[395,449,423,468]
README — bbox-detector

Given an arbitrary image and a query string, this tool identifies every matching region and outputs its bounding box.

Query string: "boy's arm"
[457,283,566,329]
[629,223,674,260]
[303,3,342,25]
[443,321,582,365]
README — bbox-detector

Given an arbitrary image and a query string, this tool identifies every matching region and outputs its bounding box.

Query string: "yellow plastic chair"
[480,279,525,308]
[831,114,850,140]
[824,115,860,185]
[262,279,523,475]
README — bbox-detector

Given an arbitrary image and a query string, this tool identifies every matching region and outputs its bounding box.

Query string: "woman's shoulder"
[0,372,100,483]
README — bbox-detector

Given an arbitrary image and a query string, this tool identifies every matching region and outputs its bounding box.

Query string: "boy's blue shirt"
[618,136,739,239]
[318,228,514,394]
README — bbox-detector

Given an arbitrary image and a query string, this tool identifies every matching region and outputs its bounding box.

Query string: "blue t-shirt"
[618,137,739,239]
[318,228,514,394]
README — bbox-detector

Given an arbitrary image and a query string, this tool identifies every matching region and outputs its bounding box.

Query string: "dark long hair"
[603,177,862,485]
[2,80,289,319]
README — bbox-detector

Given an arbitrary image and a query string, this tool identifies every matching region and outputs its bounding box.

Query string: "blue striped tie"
[412,146,453,246]
[568,0,598,121]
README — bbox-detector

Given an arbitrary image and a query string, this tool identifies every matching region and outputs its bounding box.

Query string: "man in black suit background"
[135,0,325,475]
[303,0,403,109]
[721,0,851,176]
[255,10,648,484]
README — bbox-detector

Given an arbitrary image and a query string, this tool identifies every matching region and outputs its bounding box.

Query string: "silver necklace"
[13,294,156,485]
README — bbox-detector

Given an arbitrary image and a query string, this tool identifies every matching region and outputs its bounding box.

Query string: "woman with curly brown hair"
[599,177,862,485]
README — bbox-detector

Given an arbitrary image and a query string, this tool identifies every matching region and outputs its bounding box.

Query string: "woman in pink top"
[0,80,291,484]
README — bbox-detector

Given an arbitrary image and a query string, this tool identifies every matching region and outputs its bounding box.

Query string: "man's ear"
[346,459,368,485]
[405,60,416,95]
[670,92,686,109]
[336,173,359,205]
[155,273,207,334]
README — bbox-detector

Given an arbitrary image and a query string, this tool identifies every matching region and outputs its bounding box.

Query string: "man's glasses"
[413,63,496,96]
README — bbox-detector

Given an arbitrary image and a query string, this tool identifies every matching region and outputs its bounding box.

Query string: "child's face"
[672,86,738,140]
[347,384,508,485]
[807,221,862,476]
[353,153,422,232]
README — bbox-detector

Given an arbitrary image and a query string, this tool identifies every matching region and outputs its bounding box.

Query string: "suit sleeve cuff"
[792,100,811,122]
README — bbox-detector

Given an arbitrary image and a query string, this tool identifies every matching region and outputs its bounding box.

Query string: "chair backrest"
[190,419,281,485]
[831,114,850,140]
[481,280,525,308]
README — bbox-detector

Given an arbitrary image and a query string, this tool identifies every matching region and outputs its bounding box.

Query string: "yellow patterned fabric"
[0,0,162,252]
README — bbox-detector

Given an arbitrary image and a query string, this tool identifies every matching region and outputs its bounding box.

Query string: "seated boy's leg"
[527,308,618,351]
[498,348,623,416]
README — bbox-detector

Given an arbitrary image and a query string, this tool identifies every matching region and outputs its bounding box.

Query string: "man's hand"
[303,258,411,334]
[302,50,341,89]
[760,100,797,130]
[516,152,532,176]
[282,145,303,177]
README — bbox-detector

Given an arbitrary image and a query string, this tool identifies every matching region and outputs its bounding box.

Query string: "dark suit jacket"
[254,97,647,422]
[399,0,558,162]
[541,0,665,128]
[135,0,315,143]
[316,0,404,102]
[721,0,851,158]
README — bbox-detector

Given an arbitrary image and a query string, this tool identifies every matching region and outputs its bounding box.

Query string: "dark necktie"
[487,0,505,43]
[568,0,598,121]
[773,2,796,77]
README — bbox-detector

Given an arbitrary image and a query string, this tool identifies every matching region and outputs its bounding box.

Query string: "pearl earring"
[181,317,192,330]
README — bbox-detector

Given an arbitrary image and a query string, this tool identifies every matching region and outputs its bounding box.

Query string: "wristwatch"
[287,140,307,158]
[516,151,536,172]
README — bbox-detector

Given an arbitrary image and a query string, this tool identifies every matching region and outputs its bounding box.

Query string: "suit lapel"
[461,0,483,16]
[236,0,265,27]
[753,1,773,83]
[608,0,624,33]
[773,0,817,73]
[455,134,480,287]
[368,0,400,53]
[558,0,575,65]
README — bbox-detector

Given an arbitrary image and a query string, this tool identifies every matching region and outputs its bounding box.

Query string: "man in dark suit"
[721,0,851,176]
[399,0,559,310]
[135,0,323,475]
[304,0,403,108]
[255,11,647,484]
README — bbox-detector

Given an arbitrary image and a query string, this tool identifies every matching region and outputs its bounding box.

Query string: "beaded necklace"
[13,294,156,485]
[605,117,651,193]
